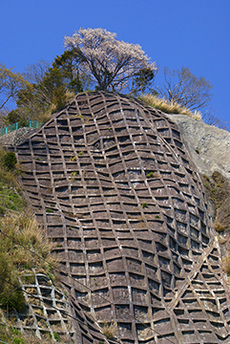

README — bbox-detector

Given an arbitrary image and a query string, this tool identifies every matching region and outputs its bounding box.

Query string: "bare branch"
[158,67,213,113]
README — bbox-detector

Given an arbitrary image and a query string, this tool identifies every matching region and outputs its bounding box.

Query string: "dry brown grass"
[222,256,230,275]
[213,222,225,233]
[0,212,57,313]
[139,94,193,116]
[102,321,117,340]
[0,212,56,271]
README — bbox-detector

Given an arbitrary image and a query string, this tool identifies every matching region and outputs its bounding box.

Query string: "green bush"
[3,152,17,170]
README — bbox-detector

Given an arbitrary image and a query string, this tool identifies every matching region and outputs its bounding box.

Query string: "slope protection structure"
[16,91,230,344]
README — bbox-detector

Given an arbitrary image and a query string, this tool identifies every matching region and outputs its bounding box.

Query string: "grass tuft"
[102,321,117,340]
[139,94,193,116]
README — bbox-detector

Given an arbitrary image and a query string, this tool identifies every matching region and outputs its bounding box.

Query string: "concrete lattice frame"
[16,91,230,343]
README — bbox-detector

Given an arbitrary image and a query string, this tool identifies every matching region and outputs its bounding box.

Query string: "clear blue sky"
[1,0,229,128]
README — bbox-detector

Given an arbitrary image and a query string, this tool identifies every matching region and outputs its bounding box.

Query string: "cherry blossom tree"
[64,28,157,92]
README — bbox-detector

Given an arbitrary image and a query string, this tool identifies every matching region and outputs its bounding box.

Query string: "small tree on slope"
[64,28,157,92]
[158,67,213,113]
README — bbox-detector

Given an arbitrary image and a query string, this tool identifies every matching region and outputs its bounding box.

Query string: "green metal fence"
[0,120,44,137]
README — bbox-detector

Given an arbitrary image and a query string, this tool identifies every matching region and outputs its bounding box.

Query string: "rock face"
[16,92,230,343]
[165,114,230,182]
[0,127,36,147]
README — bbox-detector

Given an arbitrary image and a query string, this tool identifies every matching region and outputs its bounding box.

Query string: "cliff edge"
[165,114,230,182]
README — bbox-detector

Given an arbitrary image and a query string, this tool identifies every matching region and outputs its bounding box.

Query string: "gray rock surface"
[0,127,36,147]
[165,114,230,181]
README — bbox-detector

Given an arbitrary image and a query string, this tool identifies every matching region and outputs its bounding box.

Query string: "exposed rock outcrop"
[0,127,36,147]
[15,92,230,343]
[165,114,230,182]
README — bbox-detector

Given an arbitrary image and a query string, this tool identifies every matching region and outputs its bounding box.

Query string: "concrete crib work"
[16,91,230,343]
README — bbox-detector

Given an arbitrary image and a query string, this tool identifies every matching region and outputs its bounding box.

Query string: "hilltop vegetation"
[1,27,225,130]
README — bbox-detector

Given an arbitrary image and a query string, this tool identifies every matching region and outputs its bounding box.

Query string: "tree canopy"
[64,28,157,92]
[0,63,28,110]
[2,28,226,130]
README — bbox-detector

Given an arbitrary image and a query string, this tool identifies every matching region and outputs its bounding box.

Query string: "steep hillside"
[165,113,230,182]
[12,91,230,343]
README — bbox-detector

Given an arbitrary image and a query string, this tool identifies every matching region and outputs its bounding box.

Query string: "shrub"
[3,152,17,170]
[214,222,225,233]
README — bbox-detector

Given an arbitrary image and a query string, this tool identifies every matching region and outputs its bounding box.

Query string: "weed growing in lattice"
[102,321,117,340]
[141,203,148,209]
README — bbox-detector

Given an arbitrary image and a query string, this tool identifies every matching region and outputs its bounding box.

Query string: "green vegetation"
[141,202,148,209]
[69,156,77,161]
[145,171,162,179]
[0,212,56,312]
[3,152,17,169]
[0,149,26,215]
[0,63,28,113]
[0,148,57,340]
[0,322,52,344]
[45,208,53,213]
[70,171,78,176]
[53,332,61,342]
[146,171,154,178]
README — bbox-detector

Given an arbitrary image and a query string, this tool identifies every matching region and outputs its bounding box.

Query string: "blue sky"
[1,0,229,128]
